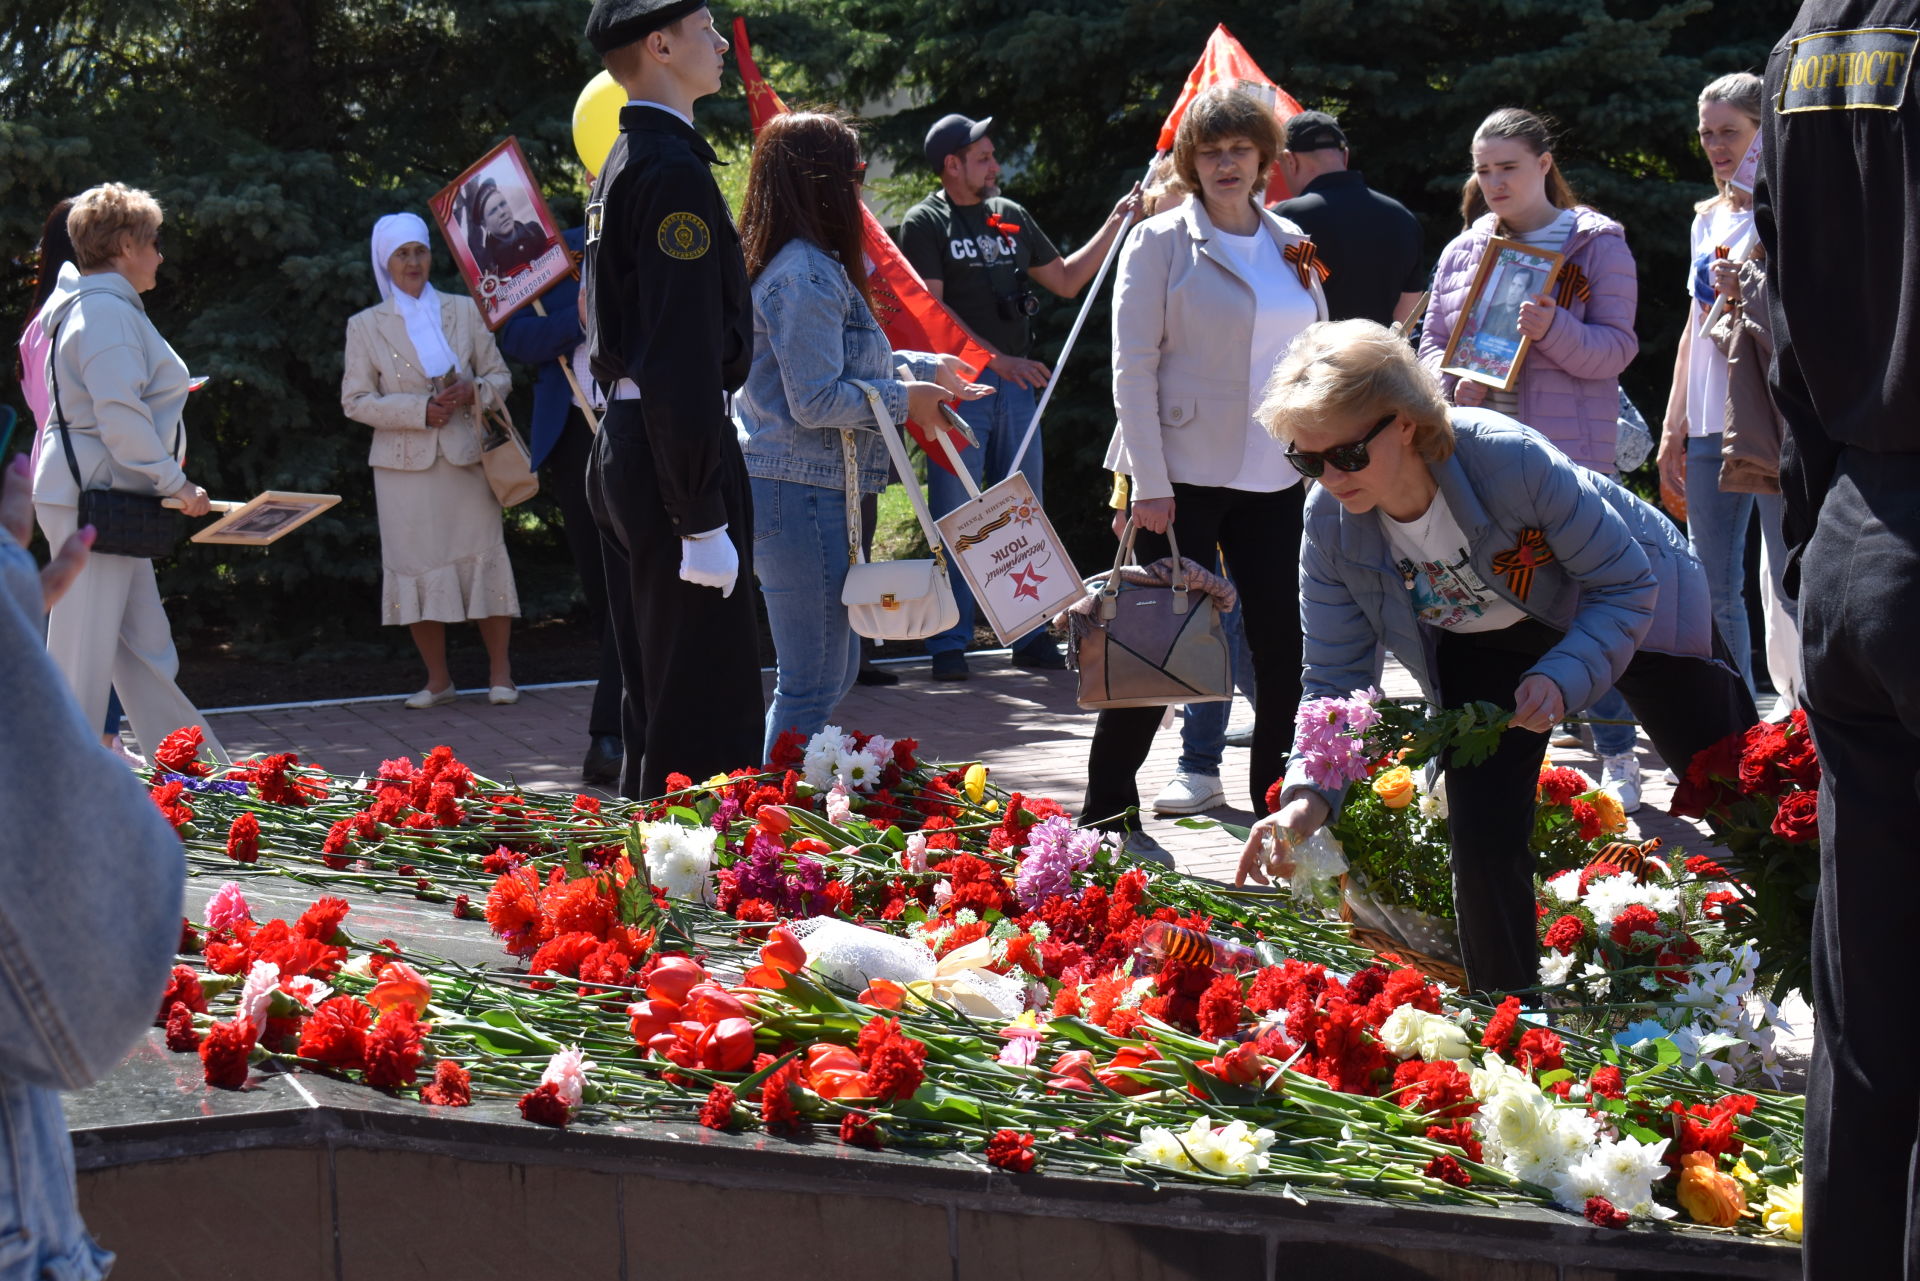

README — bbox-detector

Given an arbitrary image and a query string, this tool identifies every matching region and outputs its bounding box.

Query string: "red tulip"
[790,838,833,855]
[1197,1044,1265,1090]
[681,983,750,1025]
[744,927,808,990]
[1095,1044,1164,1096]
[693,1018,756,1073]
[756,805,792,836]
[1046,1049,1097,1093]
[367,961,432,1018]
[627,998,683,1045]
[860,978,906,1009]
[646,956,708,1005]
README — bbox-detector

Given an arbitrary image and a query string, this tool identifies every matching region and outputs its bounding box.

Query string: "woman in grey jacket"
[1237,321,1753,996]
[735,112,981,755]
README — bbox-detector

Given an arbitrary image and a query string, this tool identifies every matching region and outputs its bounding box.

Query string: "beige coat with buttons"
[340,288,511,470]
[1104,196,1329,501]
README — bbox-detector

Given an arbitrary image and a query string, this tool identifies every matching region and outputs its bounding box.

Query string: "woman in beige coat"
[1083,86,1329,858]
[32,182,227,767]
[342,213,519,708]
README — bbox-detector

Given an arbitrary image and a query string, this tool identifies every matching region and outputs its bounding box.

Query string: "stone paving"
[200,650,1709,885]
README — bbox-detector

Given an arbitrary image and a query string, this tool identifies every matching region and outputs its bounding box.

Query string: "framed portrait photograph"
[1439,237,1566,392]
[189,491,341,546]
[430,137,572,331]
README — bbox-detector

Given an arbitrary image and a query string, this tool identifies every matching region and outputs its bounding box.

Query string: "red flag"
[1155,25,1305,203]
[732,19,989,470]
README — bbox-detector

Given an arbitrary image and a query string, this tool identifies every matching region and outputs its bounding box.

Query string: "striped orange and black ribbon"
[1586,837,1664,883]
[1553,262,1591,309]
[1490,527,1555,601]
[1284,241,1331,291]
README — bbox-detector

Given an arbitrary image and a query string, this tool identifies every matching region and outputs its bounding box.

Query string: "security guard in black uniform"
[1754,2,1920,1274]
[582,0,762,798]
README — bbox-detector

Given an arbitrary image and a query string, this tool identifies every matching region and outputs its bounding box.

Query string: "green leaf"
[1537,1069,1574,1088]
[435,1010,563,1056]
[898,1085,983,1123]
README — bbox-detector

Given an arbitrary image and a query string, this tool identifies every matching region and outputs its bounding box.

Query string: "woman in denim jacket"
[1,460,186,1279]
[736,112,983,755]
[1235,322,1753,996]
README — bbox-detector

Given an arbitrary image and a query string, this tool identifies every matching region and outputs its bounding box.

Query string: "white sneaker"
[1152,771,1225,815]
[1600,753,1644,814]
[1122,830,1175,868]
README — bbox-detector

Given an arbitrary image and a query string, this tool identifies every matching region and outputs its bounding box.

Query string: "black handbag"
[48,317,186,560]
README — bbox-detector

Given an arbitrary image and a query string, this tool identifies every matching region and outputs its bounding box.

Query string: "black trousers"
[586,401,765,798]
[541,409,622,739]
[1080,483,1306,825]
[1798,448,1920,1281]
[1434,617,1754,997]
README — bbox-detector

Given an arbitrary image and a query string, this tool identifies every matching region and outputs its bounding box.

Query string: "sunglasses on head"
[1285,412,1397,478]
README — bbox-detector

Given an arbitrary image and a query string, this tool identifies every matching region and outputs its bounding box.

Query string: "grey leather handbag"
[1067,519,1233,710]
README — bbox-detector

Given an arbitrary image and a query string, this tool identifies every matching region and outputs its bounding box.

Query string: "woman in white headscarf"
[341,213,519,708]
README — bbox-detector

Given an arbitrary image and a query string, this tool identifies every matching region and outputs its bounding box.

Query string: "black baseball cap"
[1285,111,1348,152]
[924,114,994,169]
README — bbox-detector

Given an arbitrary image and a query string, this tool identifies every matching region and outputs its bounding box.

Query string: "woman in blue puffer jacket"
[1236,320,1754,996]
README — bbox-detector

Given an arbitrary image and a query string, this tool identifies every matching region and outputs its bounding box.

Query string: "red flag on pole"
[732,18,989,470]
[1154,25,1305,202]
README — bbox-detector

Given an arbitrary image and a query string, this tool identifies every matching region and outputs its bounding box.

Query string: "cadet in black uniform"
[582,0,762,798]
[1753,2,1920,1274]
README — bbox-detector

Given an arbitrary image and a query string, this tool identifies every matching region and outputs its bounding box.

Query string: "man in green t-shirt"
[897,113,1138,679]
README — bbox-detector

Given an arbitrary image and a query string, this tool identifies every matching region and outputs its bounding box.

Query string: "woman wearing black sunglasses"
[1235,319,1753,998]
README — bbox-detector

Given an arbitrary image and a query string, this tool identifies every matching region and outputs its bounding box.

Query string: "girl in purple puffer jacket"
[1417,109,1639,477]
[1417,108,1647,811]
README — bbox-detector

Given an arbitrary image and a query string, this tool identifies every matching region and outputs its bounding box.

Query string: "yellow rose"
[1763,1182,1803,1242]
[964,763,988,805]
[1675,1153,1748,1228]
[1587,788,1627,835]
[1372,766,1416,810]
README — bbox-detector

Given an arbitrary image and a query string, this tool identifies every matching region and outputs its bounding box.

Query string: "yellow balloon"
[572,71,625,177]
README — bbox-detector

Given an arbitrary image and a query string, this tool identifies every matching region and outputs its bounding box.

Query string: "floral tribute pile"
[138,724,1803,1241]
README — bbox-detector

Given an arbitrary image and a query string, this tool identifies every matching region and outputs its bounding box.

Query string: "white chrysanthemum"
[1543,869,1582,902]
[836,745,885,793]
[1378,1004,1470,1062]
[1580,875,1680,928]
[638,821,717,904]
[1538,950,1577,986]
[802,726,850,790]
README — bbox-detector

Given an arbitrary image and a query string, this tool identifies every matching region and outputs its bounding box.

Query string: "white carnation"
[1580,875,1680,929]
[1538,950,1577,987]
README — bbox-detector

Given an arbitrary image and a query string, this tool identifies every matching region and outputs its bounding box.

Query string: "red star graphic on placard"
[1010,563,1047,602]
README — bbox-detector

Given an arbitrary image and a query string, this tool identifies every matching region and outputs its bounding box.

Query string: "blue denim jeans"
[751,476,862,760]
[1178,594,1256,776]
[1588,686,1637,757]
[1685,432,1758,695]
[924,368,1049,656]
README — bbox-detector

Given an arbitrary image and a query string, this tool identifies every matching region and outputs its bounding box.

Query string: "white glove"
[679,525,738,597]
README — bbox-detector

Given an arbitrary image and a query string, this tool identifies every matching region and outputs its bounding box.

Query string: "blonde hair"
[1696,72,1765,210]
[1257,319,1455,462]
[1171,85,1281,204]
[66,182,163,270]
[1141,155,1192,217]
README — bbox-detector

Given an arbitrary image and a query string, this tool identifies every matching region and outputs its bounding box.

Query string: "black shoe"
[581,735,624,785]
[930,651,970,682]
[1224,724,1254,749]
[1010,643,1067,671]
[855,665,900,687]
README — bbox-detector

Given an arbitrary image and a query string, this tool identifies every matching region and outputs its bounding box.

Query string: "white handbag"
[840,381,961,641]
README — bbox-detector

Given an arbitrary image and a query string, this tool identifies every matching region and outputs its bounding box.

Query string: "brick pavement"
[202,652,1711,884]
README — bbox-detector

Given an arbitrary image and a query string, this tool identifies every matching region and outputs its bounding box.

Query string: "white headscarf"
[369,212,460,379]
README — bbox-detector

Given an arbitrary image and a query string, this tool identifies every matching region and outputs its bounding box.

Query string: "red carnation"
[1426,1122,1483,1163]
[1515,1027,1565,1076]
[1588,1065,1626,1099]
[1542,914,1586,955]
[224,812,260,863]
[1569,798,1602,842]
[156,964,207,1022]
[198,1017,256,1089]
[154,726,210,777]
[1702,889,1738,921]
[518,1080,572,1127]
[164,1001,201,1052]
[1480,996,1522,1054]
[699,1084,738,1130]
[760,1060,806,1133]
[295,896,351,942]
[1195,973,1246,1039]
[422,1060,472,1107]
[1424,1153,1471,1187]
[298,995,373,1069]
[985,1128,1037,1173]
[1536,766,1590,807]
[867,1037,928,1103]
[1584,1196,1631,1229]
[150,779,194,832]
[363,1006,425,1090]
[1264,778,1285,814]
[1608,904,1664,949]
[839,1111,883,1150]
[1770,790,1819,844]
[1684,854,1730,879]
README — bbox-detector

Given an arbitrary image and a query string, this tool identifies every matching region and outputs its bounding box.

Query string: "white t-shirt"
[1482,207,1577,421]
[1379,489,1527,633]
[1684,203,1753,438]
[1209,225,1312,493]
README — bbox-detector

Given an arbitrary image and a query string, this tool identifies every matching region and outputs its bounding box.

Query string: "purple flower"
[1294,687,1383,792]
[1014,816,1101,910]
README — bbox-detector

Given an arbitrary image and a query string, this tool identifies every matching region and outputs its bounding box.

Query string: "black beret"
[585,0,707,54]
